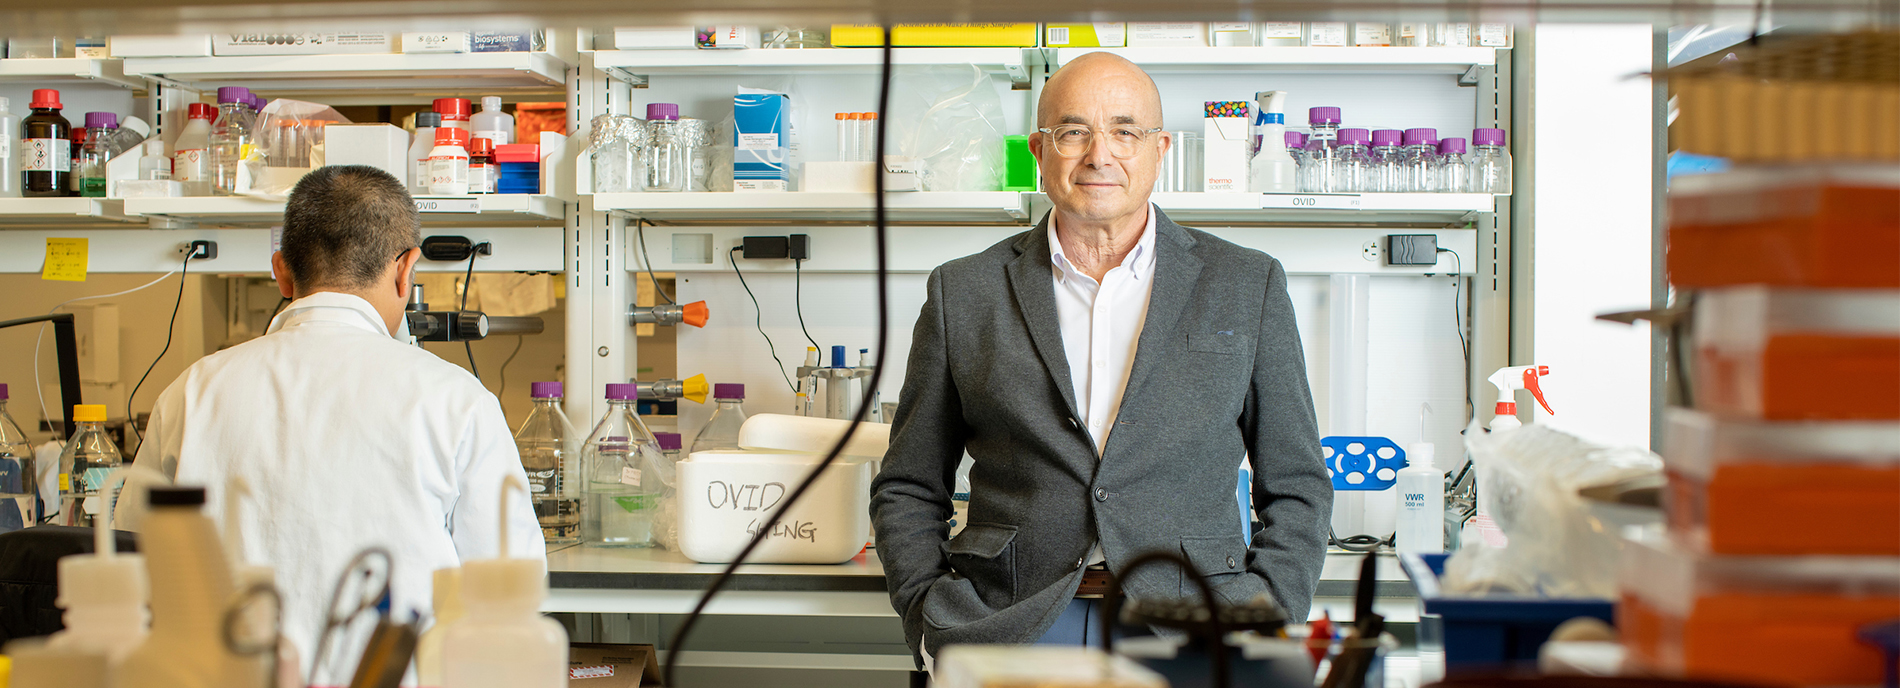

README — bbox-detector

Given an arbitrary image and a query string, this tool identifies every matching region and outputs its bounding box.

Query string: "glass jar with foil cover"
[676,118,714,192]
[589,114,648,193]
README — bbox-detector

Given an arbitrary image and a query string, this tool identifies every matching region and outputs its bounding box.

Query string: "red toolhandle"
[1523,366,1554,415]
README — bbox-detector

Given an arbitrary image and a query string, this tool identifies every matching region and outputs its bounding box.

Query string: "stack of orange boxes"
[1619,164,1900,686]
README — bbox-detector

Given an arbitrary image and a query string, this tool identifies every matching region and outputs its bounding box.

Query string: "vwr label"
[1261,194,1363,210]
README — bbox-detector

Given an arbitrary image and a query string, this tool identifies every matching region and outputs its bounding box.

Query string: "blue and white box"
[733,93,790,192]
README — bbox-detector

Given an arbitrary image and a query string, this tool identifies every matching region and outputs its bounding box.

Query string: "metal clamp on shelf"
[636,374,709,405]
[628,301,709,328]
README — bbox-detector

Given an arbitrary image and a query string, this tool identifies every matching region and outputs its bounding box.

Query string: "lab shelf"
[595,191,1031,225]
[0,57,147,90]
[0,197,137,225]
[1137,191,1496,225]
[122,193,567,225]
[592,47,1038,83]
[1050,46,1498,74]
[121,52,571,99]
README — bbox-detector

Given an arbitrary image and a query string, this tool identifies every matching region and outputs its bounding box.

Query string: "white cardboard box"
[325,124,412,188]
[109,34,213,57]
[212,32,393,56]
[401,32,471,53]
[1128,22,1208,47]
[1203,101,1251,193]
[612,26,697,50]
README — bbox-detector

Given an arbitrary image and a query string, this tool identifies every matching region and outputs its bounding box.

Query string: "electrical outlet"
[1362,240,1380,261]
[181,240,218,260]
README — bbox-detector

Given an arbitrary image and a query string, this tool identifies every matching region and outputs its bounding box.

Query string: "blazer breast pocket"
[1188,332,1255,356]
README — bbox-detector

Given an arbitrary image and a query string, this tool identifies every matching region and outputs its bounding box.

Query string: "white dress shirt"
[1050,206,1158,565]
[135,292,543,676]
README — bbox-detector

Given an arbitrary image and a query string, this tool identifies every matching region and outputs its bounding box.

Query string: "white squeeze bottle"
[415,566,464,688]
[1394,441,1444,555]
[0,97,20,198]
[1247,90,1297,193]
[442,475,568,688]
[114,485,269,688]
[471,96,514,146]
[172,103,215,197]
[45,469,148,663]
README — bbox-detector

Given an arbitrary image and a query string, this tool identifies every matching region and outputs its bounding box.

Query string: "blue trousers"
[1034,599,1148,646]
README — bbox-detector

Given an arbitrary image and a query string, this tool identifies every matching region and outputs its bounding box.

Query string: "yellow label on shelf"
[41,237,88,282]
[830,24,1039,47]
[59,474,70,492]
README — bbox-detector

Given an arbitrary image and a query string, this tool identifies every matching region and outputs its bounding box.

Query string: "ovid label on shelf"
[415,197,481,213]
[1261,194,1363,210]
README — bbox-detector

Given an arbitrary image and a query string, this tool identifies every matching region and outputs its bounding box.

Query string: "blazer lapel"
[1119,211,1204,407]
[1004,221,1083,423]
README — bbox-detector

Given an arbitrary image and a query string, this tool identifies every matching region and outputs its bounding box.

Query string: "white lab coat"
[135,292,544,677]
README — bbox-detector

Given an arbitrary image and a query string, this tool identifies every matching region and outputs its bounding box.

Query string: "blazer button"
[1227,555,1237,569]
[1075,556,1085,569]
[1094,487,1107,502]
[1067,417,1081,430]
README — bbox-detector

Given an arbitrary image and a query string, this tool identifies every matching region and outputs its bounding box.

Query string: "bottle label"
[1308,23,1348,46]
[428,154,468,193]
[474,129,510,146]
[173,149,206,182]
[468,163,494,193]
[1261,22,1302,39]
[23,138,70,172]
[0,138,9,163]
[619,466,642,487]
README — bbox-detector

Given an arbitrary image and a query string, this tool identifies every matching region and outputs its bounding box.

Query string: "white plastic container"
[1394,443,1444,554]
[427,128,471,196]
[0,97,19,198]
[45,469,147,663]
[415,566,463,688]
[442,476,567,688]
[676,450,874,564]
[115,485,267,688]
[471,96,514,146]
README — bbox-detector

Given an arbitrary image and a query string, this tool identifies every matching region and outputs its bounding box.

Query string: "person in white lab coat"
[133,165,544,677]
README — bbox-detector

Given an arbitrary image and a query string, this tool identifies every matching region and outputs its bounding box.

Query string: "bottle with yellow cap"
[56,405,121,528]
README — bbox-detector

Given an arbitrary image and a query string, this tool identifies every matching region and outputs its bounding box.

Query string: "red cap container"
[29,89,61,109]
[187,103,216,120]
[468,137,495,156]
[433,97,472,122]
[495,143,540,163]
[434,128,469,146]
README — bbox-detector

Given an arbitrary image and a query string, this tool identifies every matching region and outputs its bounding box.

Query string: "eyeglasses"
[1037,124,1164,159]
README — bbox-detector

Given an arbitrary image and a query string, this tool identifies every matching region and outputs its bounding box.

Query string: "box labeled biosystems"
[1044,23,1126,47]
[472,30,538,52]
[733,93,790,192]
[1203,101,1251,193]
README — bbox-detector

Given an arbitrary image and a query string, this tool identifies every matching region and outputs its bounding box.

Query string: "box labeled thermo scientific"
[733,93,790,192]
[830,24,1038,47]
[1203,101,1251,192]
[1044,23,1126,47]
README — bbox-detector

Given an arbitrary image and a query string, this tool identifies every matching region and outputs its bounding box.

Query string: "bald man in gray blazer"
[871,52,1333,664]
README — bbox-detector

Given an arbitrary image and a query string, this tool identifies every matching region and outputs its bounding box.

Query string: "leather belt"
[1075,567,1113,599]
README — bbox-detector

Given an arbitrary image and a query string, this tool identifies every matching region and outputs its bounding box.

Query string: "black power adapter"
[741,233,811,260]
[1385,234,1440,266]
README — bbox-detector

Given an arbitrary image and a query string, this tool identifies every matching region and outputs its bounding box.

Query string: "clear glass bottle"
[765,27,828,48]
[209,87,252,196]
[58,404,121,528]
[690,384,748,454]
[1283,131,1308,186]
[76,112,116,198]
[679,118,713,191]
[1301,107,1343,193]
[1471,128,1513,195]
[1333,128,1371,193]
[1400,128,1440,193]
[1368,129,1405,193]
[0,385,37,531]
[580,384,668,548]
[137,139,171,181]
[516,382,579,545]
[1437,137,1471,193]
[641,103,686,192]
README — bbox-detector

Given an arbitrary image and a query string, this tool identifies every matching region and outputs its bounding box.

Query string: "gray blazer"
[871,208,1333,660]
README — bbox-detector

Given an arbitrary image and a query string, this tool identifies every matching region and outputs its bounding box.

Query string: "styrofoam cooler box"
[677,450,874,564]
[736,413,890,457]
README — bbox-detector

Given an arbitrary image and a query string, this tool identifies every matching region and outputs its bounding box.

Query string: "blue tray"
[1400,552,1615,673]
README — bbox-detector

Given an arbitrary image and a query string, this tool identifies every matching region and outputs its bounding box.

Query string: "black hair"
[280,165,420,290]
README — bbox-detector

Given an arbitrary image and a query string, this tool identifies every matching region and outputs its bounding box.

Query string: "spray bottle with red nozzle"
[1486,365,1552,432]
